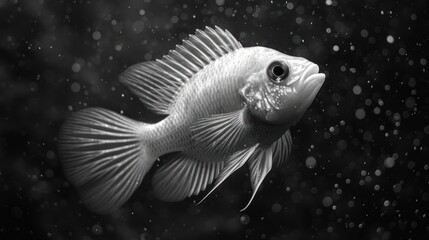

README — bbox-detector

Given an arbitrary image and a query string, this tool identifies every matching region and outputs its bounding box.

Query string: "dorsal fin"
[119,26,243,115]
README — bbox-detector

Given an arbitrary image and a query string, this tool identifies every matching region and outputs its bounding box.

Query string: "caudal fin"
[58,108,154,214]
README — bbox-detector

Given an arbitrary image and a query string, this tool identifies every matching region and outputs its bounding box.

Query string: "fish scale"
[58,26,324,214]
[149,49,255,160]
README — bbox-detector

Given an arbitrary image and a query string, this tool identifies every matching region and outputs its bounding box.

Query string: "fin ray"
[272,130,293,167]
[152,153,224,202]
[242,146,274,211]
[119,26,242,114]
[198,145,258,205]
[58,108,155,214]
[190,108,254,157]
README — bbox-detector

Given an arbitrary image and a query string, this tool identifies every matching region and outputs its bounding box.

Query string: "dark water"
[1,0,428,239]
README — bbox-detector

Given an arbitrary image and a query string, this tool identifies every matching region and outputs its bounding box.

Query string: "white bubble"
[92,31,101,40]
[384,157,395,168]
[171,16,179,24]
[352,85,362,95]
[386,35,395,44]
[216,0,225,6]
[91,224,103,235]
[305,156,317,169]
[71,63,81,72]
[240,215,250,224]
[322,196,333,207]
[355,108,366,119]
[333,45,339,51]
[375,169,381,176]
[71,82,81,92]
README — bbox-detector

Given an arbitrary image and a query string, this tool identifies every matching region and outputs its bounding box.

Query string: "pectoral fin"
[190,108,255,157]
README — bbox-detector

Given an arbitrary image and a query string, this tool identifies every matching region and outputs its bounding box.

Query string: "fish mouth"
[296,64,325,113]
[299,64,325,91]
[300,64,323,87]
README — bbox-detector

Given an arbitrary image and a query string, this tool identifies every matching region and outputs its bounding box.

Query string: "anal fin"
[152,153,224,202]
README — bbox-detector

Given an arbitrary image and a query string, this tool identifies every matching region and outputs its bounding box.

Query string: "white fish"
[58,26,325,214]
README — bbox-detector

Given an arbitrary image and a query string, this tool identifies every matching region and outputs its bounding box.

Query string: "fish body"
[58,26,325,214]
[146,47,289,160]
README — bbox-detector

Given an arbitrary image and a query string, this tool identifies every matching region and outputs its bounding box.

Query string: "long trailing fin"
[119,26,243,115]
[272,130,293,167]
[241,146,274,211]
[197,145,259,205]
[58,108,155,214]
[190,108,255,157]
[152,153,224,202]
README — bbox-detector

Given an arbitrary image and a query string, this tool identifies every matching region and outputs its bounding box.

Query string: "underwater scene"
[1,0,428,239]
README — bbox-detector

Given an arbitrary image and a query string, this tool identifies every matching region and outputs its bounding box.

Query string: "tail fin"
[58,108,155,214]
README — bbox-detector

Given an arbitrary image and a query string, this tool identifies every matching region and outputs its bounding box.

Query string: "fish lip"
[296,68,325,113]
[295,64,324,91]
[300,64,320,85]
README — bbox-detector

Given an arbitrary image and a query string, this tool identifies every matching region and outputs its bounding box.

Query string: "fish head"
[239,47,325,125]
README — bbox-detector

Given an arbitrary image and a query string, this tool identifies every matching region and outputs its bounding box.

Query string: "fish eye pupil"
[267,61,289,83]
[272,65,284,77]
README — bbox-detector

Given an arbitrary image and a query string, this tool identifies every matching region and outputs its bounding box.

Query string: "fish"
[58,26,325,214]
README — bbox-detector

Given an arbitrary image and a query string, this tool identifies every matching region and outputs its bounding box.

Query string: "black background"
[1,0,429,239]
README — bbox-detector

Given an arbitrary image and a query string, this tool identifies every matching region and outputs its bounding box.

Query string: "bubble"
[92,31,101,40]
[322,196,333,207]
[71,82,81,92]
[71,63,81,72]
[352,85,362,95]
[170,16,179,24]
[45,169,54,178]
[139,9,145,15]
[46,150,55,159]
[386,35,394,44]
[355,108,366,119]
[333,45,339,51]
[383,200,390,207]
[91,224,103,235]
[240,215,250,225]
[405,97,416,108]
[216,0,225,5]
[337,139,347,151]
[360,29,368,38]
[132,21,145,33]
[375,169,381,176]
[271,203,282,213]
[384,157,396,168]
[305,156,317,169]
[424,125,429,134]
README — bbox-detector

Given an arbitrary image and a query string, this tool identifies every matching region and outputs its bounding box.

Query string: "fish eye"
[267,61,289,83]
